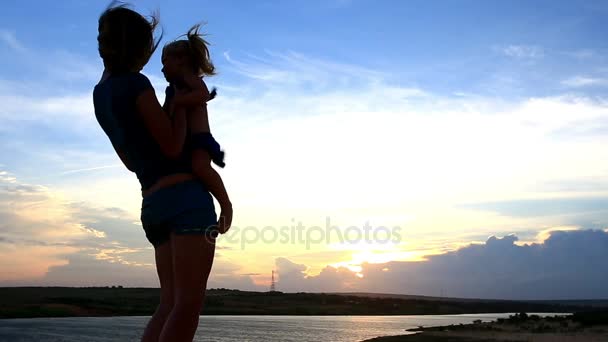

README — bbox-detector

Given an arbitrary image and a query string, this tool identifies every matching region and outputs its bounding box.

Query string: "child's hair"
[163,24,216,77]
[97,2,162,72]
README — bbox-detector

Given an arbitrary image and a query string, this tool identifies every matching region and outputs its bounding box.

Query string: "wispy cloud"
[0,32,101,139]
[0,29,26,53]
[58,165,122,176]
[460,197,608,218]
[0,92,94,124]
[565,49,597,59]
[222,50,391,90]
[561,76,608,88]
[0,170,16,183]
[0,27,100,83]
[497,45,544,59]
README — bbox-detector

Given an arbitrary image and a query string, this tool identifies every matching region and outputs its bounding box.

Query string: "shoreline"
[362,312,608,342]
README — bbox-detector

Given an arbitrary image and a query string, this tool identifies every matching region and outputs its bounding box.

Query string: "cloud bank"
[276,229,608,300]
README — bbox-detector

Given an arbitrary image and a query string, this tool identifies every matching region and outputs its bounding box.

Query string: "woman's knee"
[172,298,203,317]
[156,302,174,317]
[171,278,208,313]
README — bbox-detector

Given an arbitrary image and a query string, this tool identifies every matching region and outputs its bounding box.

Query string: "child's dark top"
[164,80,225,168]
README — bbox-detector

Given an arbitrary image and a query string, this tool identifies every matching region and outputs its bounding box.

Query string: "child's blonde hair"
[163,24,215,77]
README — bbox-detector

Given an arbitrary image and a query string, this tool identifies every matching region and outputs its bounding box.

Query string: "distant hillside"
[529,299,608,308]
[331,292,511,302]
[0,287,594,319]
[331,292,608,307]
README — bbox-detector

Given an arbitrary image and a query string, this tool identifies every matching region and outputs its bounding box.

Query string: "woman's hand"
[172,76,210,107]
[170,83,185,108]
[217,202,233,234]
[172,83,189,99]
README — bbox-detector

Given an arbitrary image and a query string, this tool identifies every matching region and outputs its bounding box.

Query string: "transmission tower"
[270,270,276,292]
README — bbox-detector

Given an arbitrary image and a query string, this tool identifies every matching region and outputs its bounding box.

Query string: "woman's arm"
[136,88,187,159]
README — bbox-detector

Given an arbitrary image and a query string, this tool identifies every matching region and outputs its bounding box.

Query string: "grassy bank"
[0,287,590,319]
[362,312,608,342]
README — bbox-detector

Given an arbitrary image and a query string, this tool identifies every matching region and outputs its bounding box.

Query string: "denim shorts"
[140,179,218,247]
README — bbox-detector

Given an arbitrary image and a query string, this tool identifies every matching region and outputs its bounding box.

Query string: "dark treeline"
[0,287,596,319]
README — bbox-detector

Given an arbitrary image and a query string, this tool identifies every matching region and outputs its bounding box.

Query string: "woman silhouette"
[93,4,229,341]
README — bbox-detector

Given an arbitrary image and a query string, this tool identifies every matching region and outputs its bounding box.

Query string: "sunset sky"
[1,0,608,300]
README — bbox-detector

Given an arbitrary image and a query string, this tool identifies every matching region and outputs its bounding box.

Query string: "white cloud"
[0,27,101,82]
[0,92,94,124]
[207,260,265,291]
[0,171,92,281]
[35,229,262,288]
[40,252,156,287]
[211,80,608,216]
[566,49,597,59]
[44,50,101,82]
[2,47,608,291]
[276,257,360,292]
[561,76,608,88]
[0,171,160,284]
[276,229,608,300]
[0,170,265,288]
[498,45,544,59]
[222,50,391,90]
[58,165,122,176]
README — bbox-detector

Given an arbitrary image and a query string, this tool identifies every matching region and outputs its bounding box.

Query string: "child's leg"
[191,150,229,205]
[191,149,232,233]
[186,106,231,231]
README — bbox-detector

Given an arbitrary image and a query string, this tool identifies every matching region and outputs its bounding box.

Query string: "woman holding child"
[93,3,231,341]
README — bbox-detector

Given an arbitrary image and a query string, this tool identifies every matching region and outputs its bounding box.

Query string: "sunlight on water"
[0,313,565,342]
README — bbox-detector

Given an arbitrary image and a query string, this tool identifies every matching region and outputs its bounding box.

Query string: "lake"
[0,313,565,341]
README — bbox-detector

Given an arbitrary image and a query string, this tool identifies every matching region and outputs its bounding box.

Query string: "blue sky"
[1,0,607,181]
[1,1,608,299]
[2,1,607,94]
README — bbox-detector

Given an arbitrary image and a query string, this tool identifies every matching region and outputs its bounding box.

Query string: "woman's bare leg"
[141,240,175,342]
[158,233,216,342]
